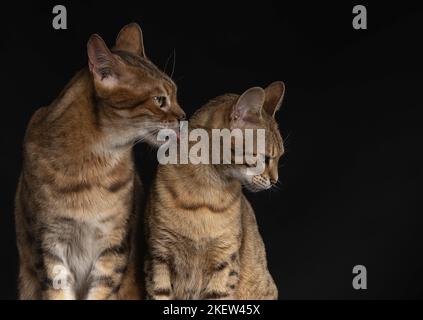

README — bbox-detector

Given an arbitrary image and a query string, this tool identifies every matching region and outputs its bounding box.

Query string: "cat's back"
[23,105,49,144]
[24,70,93,146]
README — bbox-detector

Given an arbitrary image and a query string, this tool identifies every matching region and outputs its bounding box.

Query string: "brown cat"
[14,23,185,300]
[145,82,285,300]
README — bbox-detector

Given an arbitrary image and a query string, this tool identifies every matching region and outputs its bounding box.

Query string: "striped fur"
[145,83,285,300]
[14,23,185,300]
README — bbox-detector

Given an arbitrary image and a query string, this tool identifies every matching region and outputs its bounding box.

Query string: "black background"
[1,1,422,300]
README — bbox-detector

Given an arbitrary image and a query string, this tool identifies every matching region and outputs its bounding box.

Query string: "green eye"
[152,96,167,108]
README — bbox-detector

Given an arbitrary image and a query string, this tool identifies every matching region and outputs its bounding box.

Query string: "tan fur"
[145,83,285,299]
[14,23,185,300]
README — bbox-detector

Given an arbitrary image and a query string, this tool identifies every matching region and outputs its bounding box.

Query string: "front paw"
[203,290,231,300]
[149,288,174,300]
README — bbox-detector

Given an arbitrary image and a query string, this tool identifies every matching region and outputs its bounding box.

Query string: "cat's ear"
[230,87,265,128]
[114,23,146,58]
[263,81,285,117]
[87,34,120,87]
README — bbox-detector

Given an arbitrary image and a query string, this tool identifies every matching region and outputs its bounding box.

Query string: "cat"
[144,82,285,299]
[14,23,185,300]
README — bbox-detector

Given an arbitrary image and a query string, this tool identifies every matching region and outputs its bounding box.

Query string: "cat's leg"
[116,259,142,300]
[86,240,129,300]
[15,219,41,299]
[40,247,75,300]
[146,257,174,300]
[202,252,241,300]
[36,226,76,300]
[17,262,41,300]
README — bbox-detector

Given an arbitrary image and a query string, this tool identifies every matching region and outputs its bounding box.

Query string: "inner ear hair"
[87,34,117,79]
[231,87,265,124]
[263,81,285,117]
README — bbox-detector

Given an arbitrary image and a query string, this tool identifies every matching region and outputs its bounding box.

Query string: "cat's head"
[225,82,285,192]
[87,23,185,147]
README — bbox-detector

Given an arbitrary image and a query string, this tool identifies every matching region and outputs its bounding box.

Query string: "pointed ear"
[230,87,265,128]
[263,81,285,117]
[87,34,120,85]
[114,23,146,58]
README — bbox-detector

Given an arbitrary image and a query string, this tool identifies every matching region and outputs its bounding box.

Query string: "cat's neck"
[40,68,133,172]
[161,162,242,203]
[164,102,242,199]
[47,69,95,123]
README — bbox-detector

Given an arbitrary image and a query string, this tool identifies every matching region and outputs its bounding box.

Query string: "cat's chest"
[170,239,234,299]
[64,217,119,291]
[47,185,132,222]
[38,158,135,220]
[170,240,211,297]
[171,235,235,271]
[169,205,242,242]
[66,217,115,259]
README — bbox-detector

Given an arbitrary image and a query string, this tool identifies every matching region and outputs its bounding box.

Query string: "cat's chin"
[140,133,164,148]
[243,182,271,192]
[136,123,180,148]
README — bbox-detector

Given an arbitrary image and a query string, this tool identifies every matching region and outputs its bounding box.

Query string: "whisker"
[283,131,292,147]
[174,75,185,84]
[271,184,282,192]
[163,49,175,75]
[170,49,176,79]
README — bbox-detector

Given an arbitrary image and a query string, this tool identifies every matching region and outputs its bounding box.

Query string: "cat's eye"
[152,96,167,108]
[265,155,271,164]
